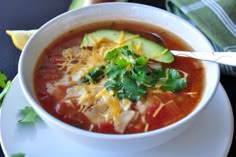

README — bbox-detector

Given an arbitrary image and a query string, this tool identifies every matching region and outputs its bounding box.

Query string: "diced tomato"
[37,66,61,81]
[125,122,145,134]
[145,104,162,130]
[35,80,48,96]
[63,111,91,130]
[145,100,183,130]
[55,102,70,115]
[95,122,116,134]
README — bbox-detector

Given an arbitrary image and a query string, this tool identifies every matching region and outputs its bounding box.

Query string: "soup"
[34,21,204,134]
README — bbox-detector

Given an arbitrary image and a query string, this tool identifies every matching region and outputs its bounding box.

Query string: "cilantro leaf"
[161,77,186,92]
[106,65,124,79]
[118,74,146,100]
[0,80,11,104]
[18,106,39,123]
[85,45,186,102]
[120,45,132,57]
[0,71,7,88]
[104,46,149,100]
[0,71,11,105]
[105,47,119,61]
[104,45,186,100]
[82,66,105,83]
[11,153,25,157]
[114,58,129,67]
[132,65,158,87]
[104,80,121,92]
[135,56,147,65]
[105,74,146,101]
[155,68,187,92]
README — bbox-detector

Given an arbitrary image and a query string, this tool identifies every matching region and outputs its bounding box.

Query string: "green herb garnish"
[82,66,105,83]
[84,45,186,101]
[155,68,187,92]
[18,106,39,123]
[11,153,25,157]
[105,73,147,101]
[0,71,7,88]
[0,71,11,105]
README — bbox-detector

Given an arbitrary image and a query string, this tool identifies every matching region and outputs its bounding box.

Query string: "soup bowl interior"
[18,2,220,152]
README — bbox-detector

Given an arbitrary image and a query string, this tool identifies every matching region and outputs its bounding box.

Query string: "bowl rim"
[18,2,220,140]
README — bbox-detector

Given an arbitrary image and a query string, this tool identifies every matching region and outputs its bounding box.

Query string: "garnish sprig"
[83,45,186,101]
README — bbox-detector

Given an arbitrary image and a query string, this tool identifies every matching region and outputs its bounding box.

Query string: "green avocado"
[80,29,174,63]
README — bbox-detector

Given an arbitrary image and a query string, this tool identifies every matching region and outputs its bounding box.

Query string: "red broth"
[34,21,204,134]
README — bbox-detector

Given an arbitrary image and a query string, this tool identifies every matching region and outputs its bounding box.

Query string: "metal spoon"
[146,32,236,66]
[171,50,236,66]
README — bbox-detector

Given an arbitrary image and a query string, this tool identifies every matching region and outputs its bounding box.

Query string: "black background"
[0,0,235,156]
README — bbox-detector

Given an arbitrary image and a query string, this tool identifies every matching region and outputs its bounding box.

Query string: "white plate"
[0,76,234,157]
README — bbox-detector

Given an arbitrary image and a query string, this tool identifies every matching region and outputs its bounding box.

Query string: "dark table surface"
[0,0,235,156]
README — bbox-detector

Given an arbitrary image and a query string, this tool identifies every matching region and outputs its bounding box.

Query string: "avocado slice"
[80,29,174,63]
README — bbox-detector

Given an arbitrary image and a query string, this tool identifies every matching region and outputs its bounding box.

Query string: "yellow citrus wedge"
[6,29,37,51]
[6,1,128,51]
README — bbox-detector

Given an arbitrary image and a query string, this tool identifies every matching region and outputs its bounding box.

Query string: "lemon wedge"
[6,29,37,51]
[6,1,128,51]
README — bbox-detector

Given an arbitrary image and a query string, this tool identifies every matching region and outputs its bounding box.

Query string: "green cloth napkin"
[166,0,236,76]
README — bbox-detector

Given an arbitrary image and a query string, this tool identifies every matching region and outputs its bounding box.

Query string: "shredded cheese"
[134,42,144,56]
[150,48,168,59]
[184,92,198,98]
[123,34,139,44]
[79,90,90,104]
[118,31,125,45]
[95,88,107,99]
[144,123,149,132]
[153,103,165,118]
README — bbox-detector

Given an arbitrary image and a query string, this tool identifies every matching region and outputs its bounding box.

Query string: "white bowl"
[18,2,220,152]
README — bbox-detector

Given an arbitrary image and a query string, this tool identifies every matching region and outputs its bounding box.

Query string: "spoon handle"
[171,50,236,66]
